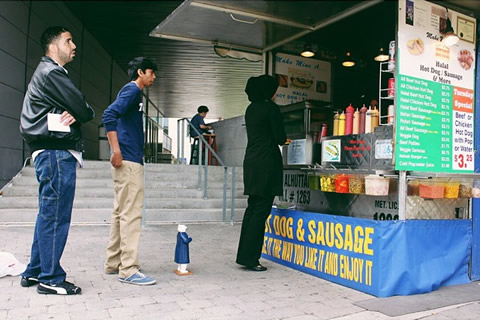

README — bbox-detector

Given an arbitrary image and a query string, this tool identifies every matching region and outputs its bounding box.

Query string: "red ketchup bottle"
[320,123,328,141]
[345,103,354,135]
[359,104,367,134]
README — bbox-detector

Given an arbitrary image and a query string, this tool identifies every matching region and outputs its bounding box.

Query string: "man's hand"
[61,111,77,126]
[110,151,123,168]
[106,131,122,168]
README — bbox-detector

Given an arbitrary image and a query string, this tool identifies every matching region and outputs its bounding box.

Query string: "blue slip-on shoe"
[118,272,156,286]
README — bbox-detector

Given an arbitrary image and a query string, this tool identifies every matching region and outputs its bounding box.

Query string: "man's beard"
[57,48,73,64]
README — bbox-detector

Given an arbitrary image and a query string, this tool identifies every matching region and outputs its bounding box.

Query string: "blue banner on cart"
[262,209,472,297]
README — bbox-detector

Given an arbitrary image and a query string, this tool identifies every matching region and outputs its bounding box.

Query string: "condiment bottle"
[320,123,328,140]
[365,106,372,134]
[345,103,354,135]
[371,107,379,131]
[338,111,346,136]
[387,105,395,124]
[388,40,395,71]
[352,108,360,134]
[359,104,367,134]
[333,112,339,136]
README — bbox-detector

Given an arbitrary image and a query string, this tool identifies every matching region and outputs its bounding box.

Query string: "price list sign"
[395,0,475,173]
[396,75,474,171]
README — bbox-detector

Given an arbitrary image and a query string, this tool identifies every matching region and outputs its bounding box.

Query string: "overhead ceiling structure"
[150,0,381,53]
[66,0,480,120]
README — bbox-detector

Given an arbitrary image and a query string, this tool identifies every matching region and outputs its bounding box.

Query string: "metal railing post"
[177,119,181,163]
[203,144,208,199]
[142,164,146,227]
[223,167,227,222]
[230,166,236,225]
[198,139,202,190]
[181,120,185,162]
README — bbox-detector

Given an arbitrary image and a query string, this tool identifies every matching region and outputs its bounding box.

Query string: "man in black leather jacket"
[19,26,94,295]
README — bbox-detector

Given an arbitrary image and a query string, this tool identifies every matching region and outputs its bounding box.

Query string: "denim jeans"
[22,150,77,284]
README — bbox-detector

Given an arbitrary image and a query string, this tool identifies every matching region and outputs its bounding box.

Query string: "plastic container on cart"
[419,182,444,199]
[335,174,349,193]
[348,175,365,194]
[458,182,473,198]
[365,175,390,196]
[407,180,419,196]
[444,182,460,198]
[308,174,320,190]
[320,174,336,192]
[472,180,480,198]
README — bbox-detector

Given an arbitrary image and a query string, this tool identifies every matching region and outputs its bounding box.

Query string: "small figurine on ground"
[174,224,193,275]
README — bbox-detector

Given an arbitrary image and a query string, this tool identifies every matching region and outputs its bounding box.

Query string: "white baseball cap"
[0,252,26,277]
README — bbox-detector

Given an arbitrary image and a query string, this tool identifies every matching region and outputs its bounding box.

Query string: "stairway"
[0,161,246,225]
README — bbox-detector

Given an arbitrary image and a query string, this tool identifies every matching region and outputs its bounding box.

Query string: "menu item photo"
[458,49,473,70]
[290,77,313,89]
[406,38,424,55]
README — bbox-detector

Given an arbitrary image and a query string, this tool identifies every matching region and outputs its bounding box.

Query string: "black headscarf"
[245,75,279,102]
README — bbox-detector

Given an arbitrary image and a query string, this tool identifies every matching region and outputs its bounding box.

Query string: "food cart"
[152,0,480,297]
[261,0,480,297]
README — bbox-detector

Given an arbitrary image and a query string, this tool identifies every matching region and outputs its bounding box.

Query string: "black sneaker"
[20,276,39,287]
[37,281,81,295]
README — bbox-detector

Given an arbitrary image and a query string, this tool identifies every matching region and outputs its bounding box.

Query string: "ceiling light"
[374,47,389,61]
[301,43,315,57]
[342,52,355,67]
[442,9,459,46]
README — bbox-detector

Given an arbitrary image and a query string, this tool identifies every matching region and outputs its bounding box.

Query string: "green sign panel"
[396,75,452,171]
[395,0,475,173]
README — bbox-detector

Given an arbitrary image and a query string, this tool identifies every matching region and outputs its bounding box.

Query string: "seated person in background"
[190,105,212,137]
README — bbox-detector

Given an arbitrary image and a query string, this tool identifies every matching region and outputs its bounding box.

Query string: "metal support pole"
[177,119,180,163]
[398,170,407,220]
[203,144,208,199]
[230,166,236,225]
[198,139,202,190]
[141,164,146,227]
[222,167,227,223]
[181,120,185,162]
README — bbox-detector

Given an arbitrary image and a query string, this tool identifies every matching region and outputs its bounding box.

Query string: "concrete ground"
[0,220,479,320]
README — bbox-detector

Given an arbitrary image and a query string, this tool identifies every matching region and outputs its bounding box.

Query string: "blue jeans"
[22,150,77,284]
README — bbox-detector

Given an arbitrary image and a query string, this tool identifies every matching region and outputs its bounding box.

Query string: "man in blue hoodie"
[102,57,157,285]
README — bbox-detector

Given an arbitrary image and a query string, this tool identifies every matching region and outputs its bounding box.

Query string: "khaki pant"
[105,161,144,278]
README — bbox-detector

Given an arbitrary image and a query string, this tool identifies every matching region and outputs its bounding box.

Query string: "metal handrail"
[177,117,237,224]
[163,133,172,152]
[141,91,173,163]
[144,116,160,163]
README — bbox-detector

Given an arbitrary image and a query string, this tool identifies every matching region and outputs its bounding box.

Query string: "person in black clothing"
[236,75,287,271]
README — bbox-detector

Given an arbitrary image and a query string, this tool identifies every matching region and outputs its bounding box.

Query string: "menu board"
[395,0,476,172]
[274,53,331,105]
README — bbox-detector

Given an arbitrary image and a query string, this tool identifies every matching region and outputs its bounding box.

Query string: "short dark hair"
[41,26,70,54]
[127,57,158,81]
[197,105,209,113]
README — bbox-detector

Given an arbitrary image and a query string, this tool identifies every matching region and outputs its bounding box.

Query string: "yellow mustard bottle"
[338,111,346,136]
[333,112,339,136]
